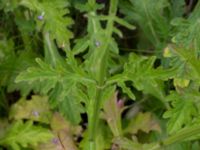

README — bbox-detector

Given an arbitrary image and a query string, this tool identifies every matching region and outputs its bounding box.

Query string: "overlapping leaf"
[0,38,39,96]
[20,0,73,48]
[171,2,200,50]
[119,0,171,50]
[163,91,197,134]
[79,121,112,150]
[0,120,53,150]
[165,46,200,83]
[16,57,93,124]
[107,53,177,102]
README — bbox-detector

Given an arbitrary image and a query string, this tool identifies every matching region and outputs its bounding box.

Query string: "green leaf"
[79,121,112,150]
[108,37,119,54]
[16,57,92,93]
[113,27,123,38]
[15,58,58,95]
[20,0,73,48]
[164,142,192,150]
[163,125,200,146]
[125,54,176,101]
[0,121,53,150]
[16,57,92,124]
[169,0,185,17]
[169,46,200,83]
[58,93,85,125]
[171,2,200,50]
[0,41,38,96]
[0,0,20,12]
[163,91,197,134]
[114,16,136,30]
[72,37,90,55]
[117,81,136,100]
[119,0,171,50]
[163,45,200,105]
[109,53,177,105]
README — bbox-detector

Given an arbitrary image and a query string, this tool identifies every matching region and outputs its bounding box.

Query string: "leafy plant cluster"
[1,0,200,149]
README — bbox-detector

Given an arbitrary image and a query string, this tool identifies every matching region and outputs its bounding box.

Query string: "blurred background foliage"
[1,0,200,150]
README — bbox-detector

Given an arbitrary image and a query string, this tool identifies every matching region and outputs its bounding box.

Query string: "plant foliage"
[0,120,53,150]
[1,0,200,150]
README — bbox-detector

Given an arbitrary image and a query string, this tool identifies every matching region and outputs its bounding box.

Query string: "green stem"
[43,32,63,67]
[88,0,118,149]
[14,10,32,51]
[162,125,200,146]
[151,125,200,150]
[89,88,103,150]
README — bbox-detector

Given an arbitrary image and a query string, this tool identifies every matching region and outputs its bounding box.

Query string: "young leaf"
[114,16,136,30]
[103,92,123,137]
[163,91,197,134]
[169,46,200,83]
[117,82,136,100]
[72,37,90,55]
[0,121,53,150]
[20,0,73,48]
[108,53,177,106]
[171,2,200,50]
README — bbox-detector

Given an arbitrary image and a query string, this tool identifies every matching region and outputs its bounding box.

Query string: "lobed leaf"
[119,0,171,51]
[20,0,73,48]
[0,121,53,150]
[163,91,197,134]
[9,95,52,124]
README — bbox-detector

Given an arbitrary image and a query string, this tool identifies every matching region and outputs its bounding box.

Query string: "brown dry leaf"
[51,112,80,150]
[57,130,77,150]
[35,112,81,150]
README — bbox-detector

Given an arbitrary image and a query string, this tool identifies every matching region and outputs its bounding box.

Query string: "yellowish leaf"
[124,112,161,134]
[174,78,190,88]
[163,46,172,58]
[9,95,52,124]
